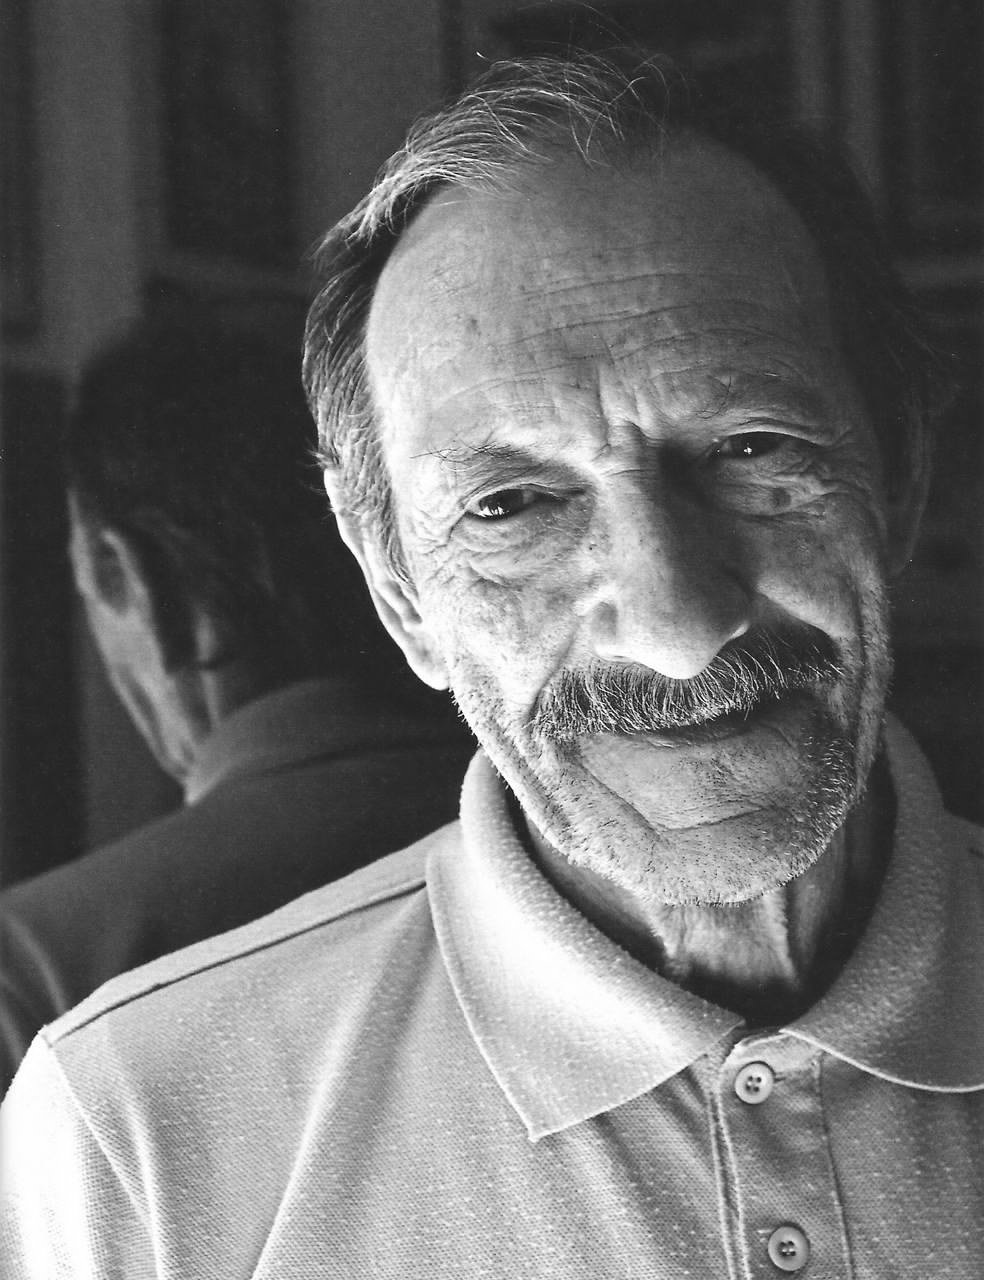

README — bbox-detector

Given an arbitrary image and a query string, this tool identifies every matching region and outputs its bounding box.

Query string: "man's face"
[363,140,900,906]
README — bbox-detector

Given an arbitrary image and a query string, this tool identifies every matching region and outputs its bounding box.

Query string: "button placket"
[714,1035,852,1278]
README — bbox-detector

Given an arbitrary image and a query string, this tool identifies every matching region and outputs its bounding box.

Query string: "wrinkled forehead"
[366,138,839,451]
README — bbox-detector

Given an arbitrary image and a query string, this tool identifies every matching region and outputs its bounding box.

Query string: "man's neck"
[525,760,895,1025]
[171,660,272,798]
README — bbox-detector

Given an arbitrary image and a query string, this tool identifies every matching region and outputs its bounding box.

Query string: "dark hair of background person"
[304,52,952,584]
[65,317,410,696]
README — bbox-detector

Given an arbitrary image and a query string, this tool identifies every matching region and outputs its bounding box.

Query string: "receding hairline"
[374,125,823,272]
[364,131,841,416]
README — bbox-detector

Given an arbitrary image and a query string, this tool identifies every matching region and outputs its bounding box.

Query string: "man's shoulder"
[1,802,201,922]
[44,820,459,1050]
[0,802,237,1019]
[0,809,195,1009]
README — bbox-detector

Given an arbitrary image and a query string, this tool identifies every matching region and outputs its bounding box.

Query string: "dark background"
[1,0,981,887]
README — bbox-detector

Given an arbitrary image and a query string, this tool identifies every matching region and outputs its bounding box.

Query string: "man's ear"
[86,526,156,624]
[329,500,450,691]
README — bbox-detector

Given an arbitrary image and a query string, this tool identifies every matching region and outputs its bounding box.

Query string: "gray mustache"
[530,630,843,742]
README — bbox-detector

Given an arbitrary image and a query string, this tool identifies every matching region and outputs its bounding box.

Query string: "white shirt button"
[767,1224,810,1272]
[734,1061,775,1104]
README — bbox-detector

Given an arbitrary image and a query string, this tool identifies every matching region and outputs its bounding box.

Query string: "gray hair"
[302,52,947,581]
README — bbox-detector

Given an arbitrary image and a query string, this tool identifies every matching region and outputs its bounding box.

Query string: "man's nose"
[581,492,752,680]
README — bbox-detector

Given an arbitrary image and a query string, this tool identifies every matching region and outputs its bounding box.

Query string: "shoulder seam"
[46,865,429,1045]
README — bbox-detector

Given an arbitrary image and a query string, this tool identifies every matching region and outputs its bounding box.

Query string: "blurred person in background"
[0,317,472,1092]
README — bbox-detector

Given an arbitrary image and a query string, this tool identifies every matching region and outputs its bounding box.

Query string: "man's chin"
[582,794,850,905]
[527,696,859,906]
[645,804,849,907]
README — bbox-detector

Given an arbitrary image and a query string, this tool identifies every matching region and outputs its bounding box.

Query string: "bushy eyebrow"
[699,373,828,422]
[413,439,550,479]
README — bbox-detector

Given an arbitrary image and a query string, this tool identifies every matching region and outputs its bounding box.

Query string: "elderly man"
[0,319,470,1094]
[2,55,981,1278]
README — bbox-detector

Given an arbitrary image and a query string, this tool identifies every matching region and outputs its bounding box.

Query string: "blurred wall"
[1,0,981,883]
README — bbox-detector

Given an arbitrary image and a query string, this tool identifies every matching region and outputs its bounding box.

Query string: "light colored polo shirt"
[2,718,982,1278]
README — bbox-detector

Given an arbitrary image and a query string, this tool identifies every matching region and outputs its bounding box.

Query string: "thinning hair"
[303,52,948,581]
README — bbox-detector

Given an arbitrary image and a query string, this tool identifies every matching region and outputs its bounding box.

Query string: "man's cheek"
[754,516,881,627]
[438,573,578,693]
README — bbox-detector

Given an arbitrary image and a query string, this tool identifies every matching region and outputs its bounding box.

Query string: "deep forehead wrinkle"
[517,257,797,296]
[417,359,831,431]
[470,287,833,388]
[485,321,829,379]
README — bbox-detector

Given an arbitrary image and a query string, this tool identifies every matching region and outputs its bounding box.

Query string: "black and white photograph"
[1,1,982,1275]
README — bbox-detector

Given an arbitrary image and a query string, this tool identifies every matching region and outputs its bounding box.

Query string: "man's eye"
[712,432,786,460]
[467,488,541,520]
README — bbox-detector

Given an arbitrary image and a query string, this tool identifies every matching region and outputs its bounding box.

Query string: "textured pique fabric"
[2,717,983,1278]
[0,677,472,1093]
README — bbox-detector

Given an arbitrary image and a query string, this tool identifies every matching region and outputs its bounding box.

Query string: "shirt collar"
[185,677,460,804]
[428,754,743,1140]
[429,717,984,1141]
[788,715,984,1093]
